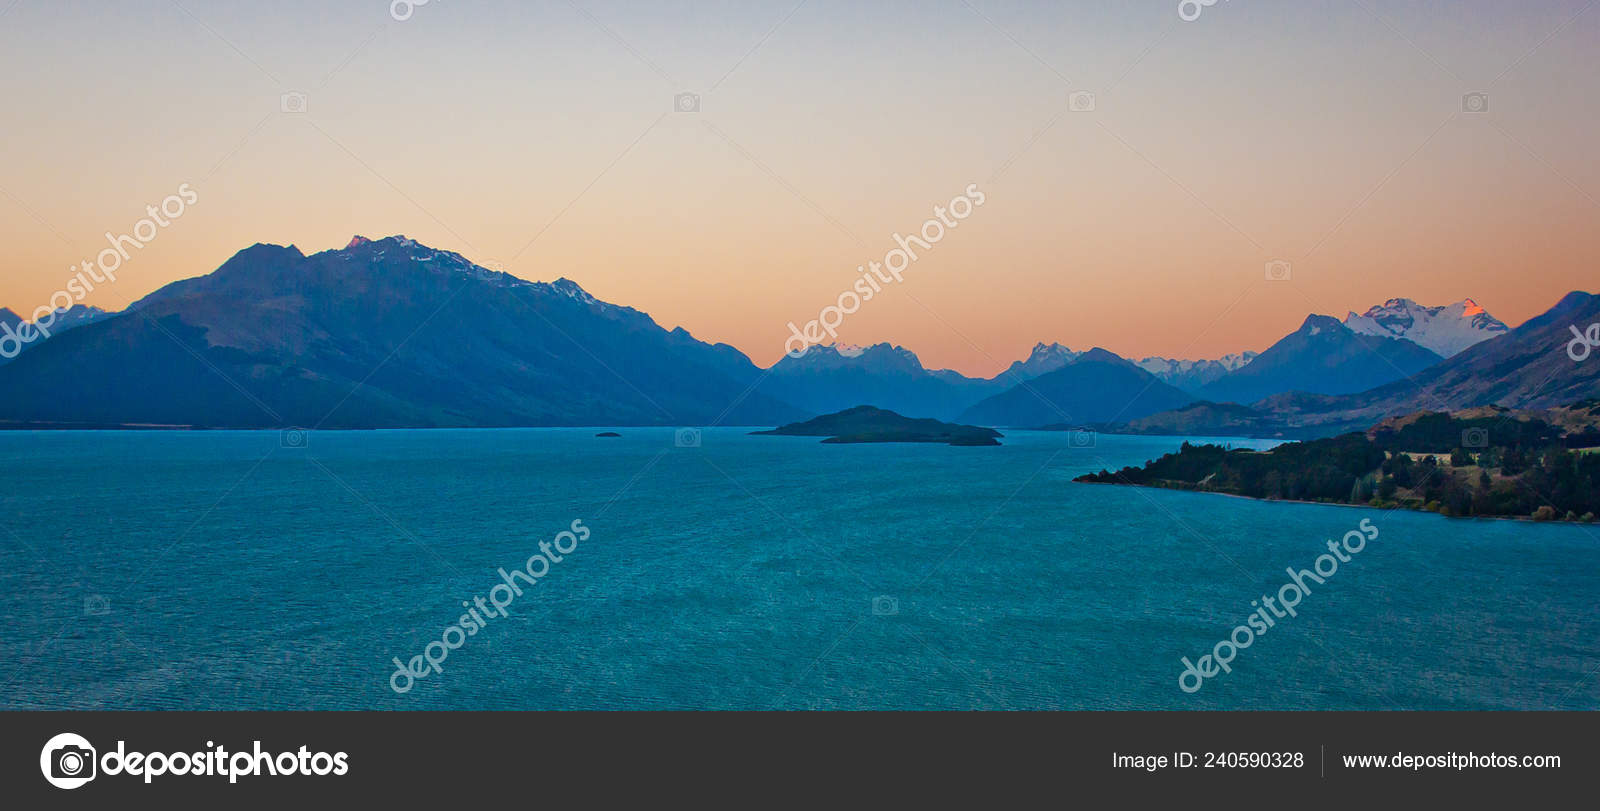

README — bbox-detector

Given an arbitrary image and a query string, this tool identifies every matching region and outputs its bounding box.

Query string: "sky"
[1,0,1597,376]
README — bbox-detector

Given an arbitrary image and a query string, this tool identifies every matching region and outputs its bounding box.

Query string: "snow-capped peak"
[549,277,598,305]
[996,342,1078,382]
[1343,298,1508,357]
[1135,352,1258,376]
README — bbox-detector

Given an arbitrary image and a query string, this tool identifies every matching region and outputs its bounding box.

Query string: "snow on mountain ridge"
[1343,298,1508,357]
[1134,352,1260,391]
[995,342,1079,382]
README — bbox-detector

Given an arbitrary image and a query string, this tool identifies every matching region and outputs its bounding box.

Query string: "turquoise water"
[1,428,1596,710]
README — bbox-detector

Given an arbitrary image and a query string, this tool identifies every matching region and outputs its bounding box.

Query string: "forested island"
[1076,403,1600,521]
[753,405,1003,446]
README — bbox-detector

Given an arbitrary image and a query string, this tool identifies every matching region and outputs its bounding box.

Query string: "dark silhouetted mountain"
[0,236,805,428]
[1261,290,1600,432]
[1119,291,1600,438]
[0,305,113,367]
[956,348,1197,427]
[753,343,1002,420]
[48,305,114,332]
[753,405,1002,445]
[1199,315,1443,405]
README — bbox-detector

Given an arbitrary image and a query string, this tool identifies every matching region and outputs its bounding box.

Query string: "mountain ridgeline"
[0,235,1593,433]
[0,237,803,428]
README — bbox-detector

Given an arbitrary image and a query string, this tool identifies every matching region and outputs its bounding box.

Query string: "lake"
[2,428,1596,710]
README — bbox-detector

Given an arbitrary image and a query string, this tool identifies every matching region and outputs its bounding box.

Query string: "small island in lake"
[1075,402,1600,522]
[595,432,621,437]
[753,405,1003,446]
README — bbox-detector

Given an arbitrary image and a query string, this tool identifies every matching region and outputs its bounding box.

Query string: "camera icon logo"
[280,91,308,114]
[872,595,899,616]
[40,732,97,790]
[1265,259,1292,281]
[1461,428,1489,449]
[675,428,702,448]
[1462,92,1489,114]
[1069,91,1096,112]
[281,428,310,449]
[1069,429,1097,448]
[83,595,110,616]
[674,92,701,113]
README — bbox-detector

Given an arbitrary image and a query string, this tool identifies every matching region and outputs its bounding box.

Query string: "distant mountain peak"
[1134,351,1260,392]
[1343,298,1508,357]
[1075,347,1127,364]
[1200,310,1444,405]
[1299,314,1344,335]
[780,341,927,371]
[550,277,597,304]
[994,341,1078,383]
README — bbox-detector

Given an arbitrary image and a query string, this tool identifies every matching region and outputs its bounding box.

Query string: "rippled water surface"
[3,428,1596,710]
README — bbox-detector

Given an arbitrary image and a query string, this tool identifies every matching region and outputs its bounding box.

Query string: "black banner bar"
[2,712,1593,804]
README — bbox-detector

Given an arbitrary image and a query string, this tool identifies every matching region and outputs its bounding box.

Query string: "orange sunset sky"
[1,0,1596,377]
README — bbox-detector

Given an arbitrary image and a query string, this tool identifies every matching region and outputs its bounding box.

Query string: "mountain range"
[1344,298,1508,357]
[956,348,1197,427]
[1196,314,1445,405]
[0,237,801,427]
[0,235,1591,435]
[0,305,110,367]
[1135,352,1258,393]
[750,343,1000,422]
[1128,292,1600,437]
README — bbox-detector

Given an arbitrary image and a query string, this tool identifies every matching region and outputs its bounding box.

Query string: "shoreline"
[1072,480,1597,526]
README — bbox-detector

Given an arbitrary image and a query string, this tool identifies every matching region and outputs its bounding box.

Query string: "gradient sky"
[2,0,1596,376]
